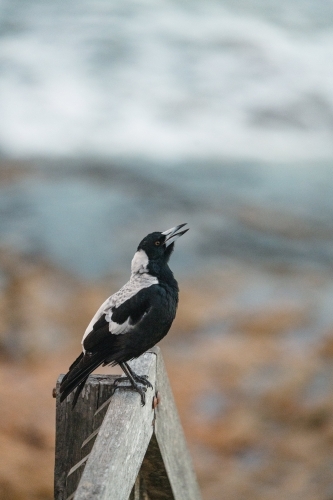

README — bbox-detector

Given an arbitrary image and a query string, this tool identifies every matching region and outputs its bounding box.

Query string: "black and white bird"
[60,223,189,407]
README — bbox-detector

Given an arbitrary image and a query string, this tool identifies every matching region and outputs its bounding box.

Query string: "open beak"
[162,223,189,247]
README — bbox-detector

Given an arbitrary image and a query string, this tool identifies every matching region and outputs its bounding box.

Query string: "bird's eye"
[154,241,161,246]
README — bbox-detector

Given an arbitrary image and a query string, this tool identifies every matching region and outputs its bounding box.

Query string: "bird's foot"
[111,376,147,406]
[132,373,153,390]
[110,376,130,395]
[133,381,147,406]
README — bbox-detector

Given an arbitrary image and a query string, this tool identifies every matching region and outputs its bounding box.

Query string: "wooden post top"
[54,347,202,500]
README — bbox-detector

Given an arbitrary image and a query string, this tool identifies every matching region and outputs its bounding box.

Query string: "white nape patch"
[131,249,149,274]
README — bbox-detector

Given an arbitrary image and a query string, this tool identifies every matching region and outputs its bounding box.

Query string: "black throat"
[148,261,179,291]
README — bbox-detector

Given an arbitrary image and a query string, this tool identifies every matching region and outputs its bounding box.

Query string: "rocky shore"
[1,250,333,499]
[1,161,333,499]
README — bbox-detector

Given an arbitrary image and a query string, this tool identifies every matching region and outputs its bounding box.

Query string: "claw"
[139,388,146,406]
[127,380,147,406]
[134,374,153,389]
[93,363,151,417]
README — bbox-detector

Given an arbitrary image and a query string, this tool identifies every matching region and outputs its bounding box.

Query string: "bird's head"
[131,223,189,275]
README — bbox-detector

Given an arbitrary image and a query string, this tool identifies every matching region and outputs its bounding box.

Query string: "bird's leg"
[123,361,153,389]
[119,362,147,406]
[110,362,152,401]
[111,363,152,393]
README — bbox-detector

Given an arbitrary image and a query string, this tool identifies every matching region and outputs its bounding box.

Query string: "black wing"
[59,285,158,406]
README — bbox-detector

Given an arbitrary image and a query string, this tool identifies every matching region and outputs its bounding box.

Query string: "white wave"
[1,0,333,161]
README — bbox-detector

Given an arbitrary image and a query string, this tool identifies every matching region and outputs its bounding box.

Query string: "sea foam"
[0,0,333,162]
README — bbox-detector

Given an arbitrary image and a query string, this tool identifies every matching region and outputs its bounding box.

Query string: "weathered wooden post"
[54,347,202,500]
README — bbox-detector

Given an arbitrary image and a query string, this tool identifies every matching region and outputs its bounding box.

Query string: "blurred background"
[1,1,333,499]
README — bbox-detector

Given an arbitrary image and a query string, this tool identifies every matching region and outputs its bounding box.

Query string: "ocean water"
[1,0,333,162]
[1,160,333,278]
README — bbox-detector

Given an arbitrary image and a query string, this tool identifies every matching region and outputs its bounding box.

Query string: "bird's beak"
[162,223,189,247]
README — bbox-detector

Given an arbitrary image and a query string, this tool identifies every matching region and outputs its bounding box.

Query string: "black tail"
[60,351,106,407]
[71,376,89,408]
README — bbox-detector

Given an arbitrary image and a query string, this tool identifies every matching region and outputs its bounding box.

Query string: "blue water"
[1,160,333,278]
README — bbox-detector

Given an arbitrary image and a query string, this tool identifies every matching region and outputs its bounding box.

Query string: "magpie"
[60,223,189,407]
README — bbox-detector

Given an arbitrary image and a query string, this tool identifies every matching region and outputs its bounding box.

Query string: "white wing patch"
[81,268,158,351]
[109,317,131,336]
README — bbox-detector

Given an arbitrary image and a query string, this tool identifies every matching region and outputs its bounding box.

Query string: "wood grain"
[54,374,117,499]
[154,348,202,500]
[73,353,156,500]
